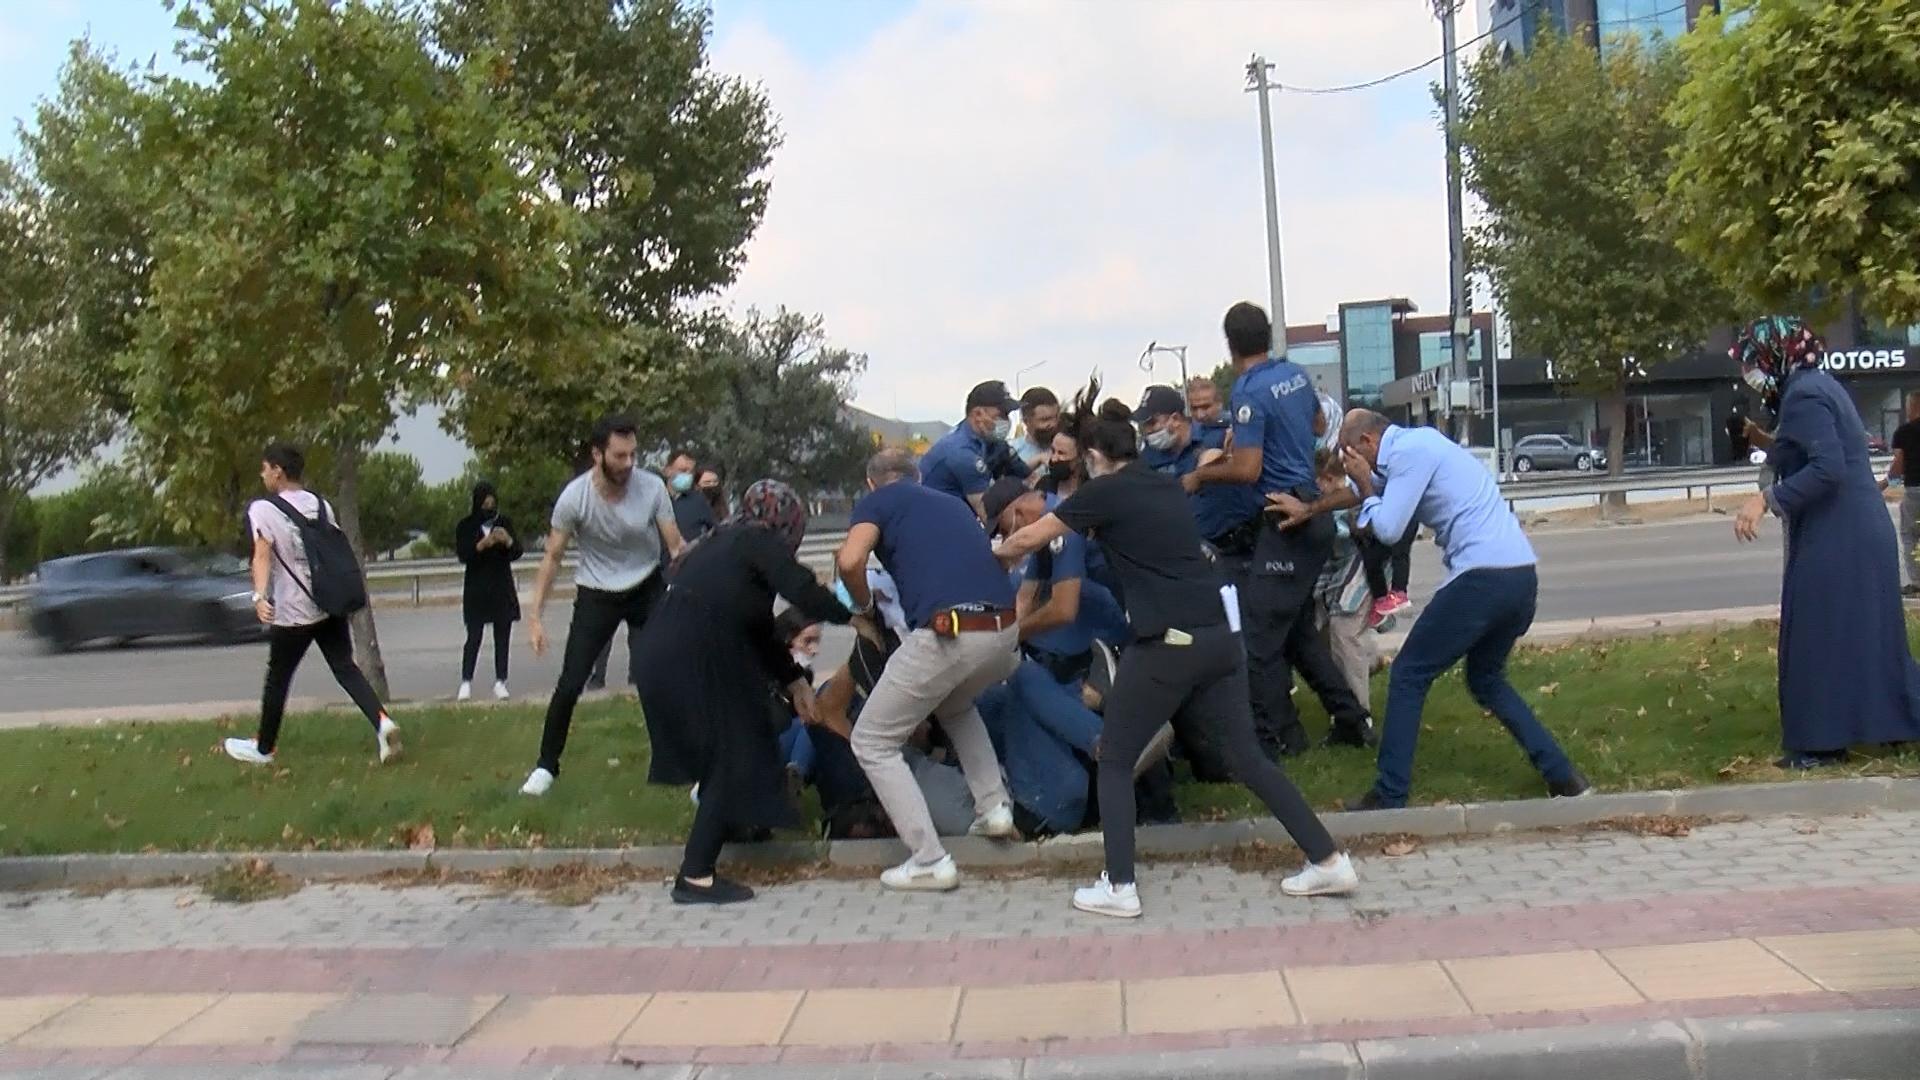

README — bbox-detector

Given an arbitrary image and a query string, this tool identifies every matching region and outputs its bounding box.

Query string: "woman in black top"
[635,480,853,905]
[998,382,1357,918]
[453,481,523,701]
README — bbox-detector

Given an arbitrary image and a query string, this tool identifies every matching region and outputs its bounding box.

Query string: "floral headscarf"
[1731,315,1824,396]
[731,479,808,554]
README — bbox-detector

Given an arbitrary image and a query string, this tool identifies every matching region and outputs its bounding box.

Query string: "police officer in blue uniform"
[1135,385,1263,560]
[1184,304,1374,758]
[921,380,1031,521]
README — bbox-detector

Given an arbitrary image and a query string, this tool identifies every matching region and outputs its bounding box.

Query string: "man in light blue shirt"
[1270,411,1588,810]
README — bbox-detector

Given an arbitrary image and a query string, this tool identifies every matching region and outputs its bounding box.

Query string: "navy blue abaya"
[1767,367,1920,752]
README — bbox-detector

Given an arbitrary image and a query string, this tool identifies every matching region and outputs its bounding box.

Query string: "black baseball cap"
[981,477,1030,535]
[966,380,1019,414]
[1132,384,1185,423]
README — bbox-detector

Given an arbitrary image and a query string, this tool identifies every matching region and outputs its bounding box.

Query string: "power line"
[1271,0,1692,96]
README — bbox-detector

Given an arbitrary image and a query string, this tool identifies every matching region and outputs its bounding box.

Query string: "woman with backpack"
[224,442,400,767]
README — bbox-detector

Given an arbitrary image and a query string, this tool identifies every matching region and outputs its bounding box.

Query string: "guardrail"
[0,459,1893,613]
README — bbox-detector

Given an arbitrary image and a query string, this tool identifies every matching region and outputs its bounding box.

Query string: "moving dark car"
[28,548,263,652]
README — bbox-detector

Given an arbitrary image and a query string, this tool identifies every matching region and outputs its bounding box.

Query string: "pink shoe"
[1386,590,1411,614]
[1365,596,1394,631]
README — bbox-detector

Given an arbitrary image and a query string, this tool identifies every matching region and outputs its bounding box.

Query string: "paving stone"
[619,992,800,1048]
[1123,972,1295,1035]
[1443,949,1644,1014]
[13,995,221,1048]
[0,995,80,1041]
[952,981,1121,1042]
[782,987,959,1046]
[158,993,341,1045]
[295,994,500,1046]
[460,995,650,1047]
[1688,1009,1920,1080]
[1286,962,1469,1025]
[1757,929,1920,992]
[1603,939,1818,1002]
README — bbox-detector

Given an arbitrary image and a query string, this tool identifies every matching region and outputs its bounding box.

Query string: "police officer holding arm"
[920,380,1031,522]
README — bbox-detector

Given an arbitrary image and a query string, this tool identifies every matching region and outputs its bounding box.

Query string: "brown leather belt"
[929,607,1016,637]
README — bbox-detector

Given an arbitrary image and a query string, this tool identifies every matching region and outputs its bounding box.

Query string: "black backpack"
[265,493,369,618]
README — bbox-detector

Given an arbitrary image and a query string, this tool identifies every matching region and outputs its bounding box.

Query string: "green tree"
[26,1,591,695]
[432,0,779,465]
[344,452,427,561]
[1665,0,1920,324]
[668,310,871,499]
[1457,31,1733,481]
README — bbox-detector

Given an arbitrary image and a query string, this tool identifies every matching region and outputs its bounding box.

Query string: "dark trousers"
[1359,529,1414,598]
[681,763,730,879]
[1373,565,1576,805]
[461,618,512,682]
[1097,624,1336,885]
[1241,517,1373,755]
[257,617,385,754]
[537,577,664,774]
[588,633,629,688]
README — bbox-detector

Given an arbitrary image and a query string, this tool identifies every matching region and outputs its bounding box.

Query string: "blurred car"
[1509,434,1607,474]
[28,548,263,652]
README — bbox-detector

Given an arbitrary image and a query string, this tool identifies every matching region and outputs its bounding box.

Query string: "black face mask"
[1046,461,1074,487]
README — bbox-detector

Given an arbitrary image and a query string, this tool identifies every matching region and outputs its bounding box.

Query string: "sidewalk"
[0,603,1785,732]
[3,808,1917,1077]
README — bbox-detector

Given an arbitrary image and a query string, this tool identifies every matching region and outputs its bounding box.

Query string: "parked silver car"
[1510,434,1606,474]
[27,548,264,652]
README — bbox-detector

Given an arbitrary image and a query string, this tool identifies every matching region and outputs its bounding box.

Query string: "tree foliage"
[1665,0,1920,325]
[667,310,872,499]
[433,0,780,467]
[1457,31,1733,476]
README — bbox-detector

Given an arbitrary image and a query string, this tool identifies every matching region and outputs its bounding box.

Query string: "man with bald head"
[1271,411,1589,811]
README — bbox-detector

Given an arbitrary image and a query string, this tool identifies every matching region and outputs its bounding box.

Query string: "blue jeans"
[979,662,1102,833]
[777,716,815,779]
[1373,565,1574,806]
[1078,580,1131,647]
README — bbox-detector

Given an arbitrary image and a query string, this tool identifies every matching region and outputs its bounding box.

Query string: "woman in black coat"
[454,482,523,701]
[636,479,853,905]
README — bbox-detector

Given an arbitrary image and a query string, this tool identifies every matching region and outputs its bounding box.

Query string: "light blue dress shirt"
[1355,425,1535,587]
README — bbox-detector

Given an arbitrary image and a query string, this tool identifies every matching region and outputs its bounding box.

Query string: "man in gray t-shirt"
[520,415,684,797]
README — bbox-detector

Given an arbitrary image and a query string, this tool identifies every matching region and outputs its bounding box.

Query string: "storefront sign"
[1818,348,1910,372]
[1409,368,1447,395]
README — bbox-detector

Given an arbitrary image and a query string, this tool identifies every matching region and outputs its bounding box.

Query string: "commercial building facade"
[1483,0,1725,60]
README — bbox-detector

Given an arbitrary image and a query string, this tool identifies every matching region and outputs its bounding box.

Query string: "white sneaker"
[456,681,472,702]
[520,767,555,796]
[968,802,1018,840]
[880,854,960,892]
[492,680,510,701]
[376,717,402,763]
[223,737,274,766]
[1072,872,1142,919]
[1134,723,1176,779]
[1281,851,1359,897]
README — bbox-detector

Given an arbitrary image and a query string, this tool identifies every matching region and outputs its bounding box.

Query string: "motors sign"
[1818,348,1910,373]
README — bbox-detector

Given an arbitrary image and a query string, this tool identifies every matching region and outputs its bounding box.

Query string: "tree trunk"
[1601,385,1629,515]
[0,493,15,585]
[330,442,392,701]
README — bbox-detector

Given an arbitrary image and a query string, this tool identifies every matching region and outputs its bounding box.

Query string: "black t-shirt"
[1052,461,1226,638]
[1895,420,1920,486]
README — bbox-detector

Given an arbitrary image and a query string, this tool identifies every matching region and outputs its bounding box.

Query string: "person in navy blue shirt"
[836,448,1021,893]
[920,380,1031,521]
[1135,384,1263,552]
[1184,303,1373,759]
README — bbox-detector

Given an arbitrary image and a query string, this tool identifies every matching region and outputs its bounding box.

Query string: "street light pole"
[1246,55,1288,356]
[1141,343,1191,401]
[1436,0,1472,442]
[1013,360,1048,396]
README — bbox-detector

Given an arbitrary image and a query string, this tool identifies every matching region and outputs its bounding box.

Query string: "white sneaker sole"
[881,873,960,893]
[1281,878,1358,898]
[1072,897,1142,919]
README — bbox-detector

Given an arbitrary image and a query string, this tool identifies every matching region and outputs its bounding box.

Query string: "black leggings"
[1097,624,1337,885]
[461,619,513,682]
[257,617,385,754]
[1360,530,1414,598]
[681,768,730,880]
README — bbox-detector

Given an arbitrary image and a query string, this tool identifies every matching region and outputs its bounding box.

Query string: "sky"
[4,0,1487,480]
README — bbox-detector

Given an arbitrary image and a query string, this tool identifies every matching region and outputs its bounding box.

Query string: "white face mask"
[1144,427,1177,452]
[990,417,1013,442]
[1743,367,1773,394]
[791,650,814,673]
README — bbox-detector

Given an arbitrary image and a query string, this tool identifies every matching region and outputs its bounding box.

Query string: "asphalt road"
[1,509,1816,718]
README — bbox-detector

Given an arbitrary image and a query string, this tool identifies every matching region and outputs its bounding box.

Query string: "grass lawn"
[5,620,1919,857]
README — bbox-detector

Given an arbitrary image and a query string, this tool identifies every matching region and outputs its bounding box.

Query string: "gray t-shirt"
[550,470,674,592]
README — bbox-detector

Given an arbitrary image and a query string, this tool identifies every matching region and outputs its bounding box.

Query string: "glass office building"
[1340,302,1400,408]
[1487,0,1718,59]
[1596,0,1691,55]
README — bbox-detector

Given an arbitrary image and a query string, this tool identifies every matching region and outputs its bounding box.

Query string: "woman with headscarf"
[1731,316,1920,767]
[634,480,854,904]
[453,481,523,701]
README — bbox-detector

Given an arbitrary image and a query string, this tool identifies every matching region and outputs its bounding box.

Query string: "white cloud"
[713,0,1464,421]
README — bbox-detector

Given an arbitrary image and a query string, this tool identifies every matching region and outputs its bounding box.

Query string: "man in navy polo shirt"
[920,380,1030,521]
[1184,303,1373,758]
[837,448,1021,893]
[1135,384,1263,553]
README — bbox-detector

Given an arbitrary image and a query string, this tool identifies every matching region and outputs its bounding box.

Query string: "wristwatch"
[251,591,267,604]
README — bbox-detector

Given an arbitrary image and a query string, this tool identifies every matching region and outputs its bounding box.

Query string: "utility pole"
[1436,0,1472,443]
[1246,55,1288,357]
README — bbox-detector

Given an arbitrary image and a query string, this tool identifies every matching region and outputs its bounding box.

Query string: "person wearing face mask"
[920,380,1031,522]
[1014,387,1062,474]
[1269,410,1589,811]
[1039,431,1082,496]
[663,449,717,543]
[697,467,728,520]
[997,380,1357,918]
[453,481,523,702]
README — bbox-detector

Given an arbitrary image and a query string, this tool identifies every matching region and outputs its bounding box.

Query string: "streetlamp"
[1139,342,1191,400]
[1245,55,1288,352]
[1013,360,1048,396]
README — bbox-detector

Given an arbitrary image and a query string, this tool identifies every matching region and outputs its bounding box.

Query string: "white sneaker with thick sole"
[1072,872,1142,919]
[1281,851,1359,897]
[223,738,274,766]
[880,854,960,892]
[1134,722,1177,779]
[520,767,555,796]
[968,802,1018,840]
[492,680,510,701]
[456,681,472,702]
[376,717,402,763]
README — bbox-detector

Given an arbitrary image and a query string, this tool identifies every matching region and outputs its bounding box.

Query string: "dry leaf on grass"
[1382,838,1420,858]
[1536,682,1561,696]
